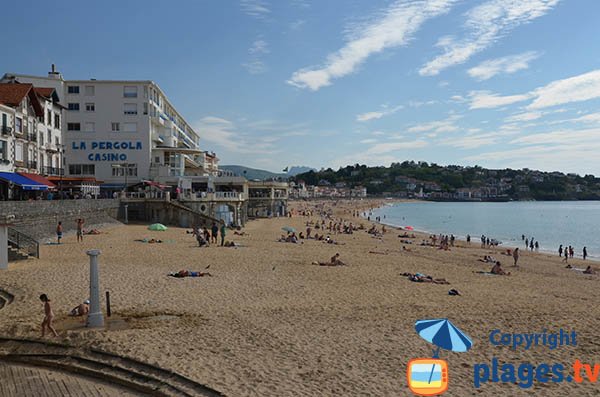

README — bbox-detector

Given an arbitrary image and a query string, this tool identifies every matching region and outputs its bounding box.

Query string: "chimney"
[48,64,63,80]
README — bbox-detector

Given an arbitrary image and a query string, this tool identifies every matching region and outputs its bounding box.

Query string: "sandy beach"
[1,199,599,396]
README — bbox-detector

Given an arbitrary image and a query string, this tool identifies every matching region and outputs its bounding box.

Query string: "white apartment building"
[4,66,208,191]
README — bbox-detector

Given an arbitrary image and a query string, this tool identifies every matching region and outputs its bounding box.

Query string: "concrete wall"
[0,199,121,240]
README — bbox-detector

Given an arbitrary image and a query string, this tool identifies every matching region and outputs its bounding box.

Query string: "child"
[40,294,59,337]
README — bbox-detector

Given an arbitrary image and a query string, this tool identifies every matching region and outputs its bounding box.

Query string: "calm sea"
[370,201,600,260]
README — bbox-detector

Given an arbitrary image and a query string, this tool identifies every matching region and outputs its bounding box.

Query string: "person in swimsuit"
[40,294,59,337]
[76,218,85,242]
[56,222,63,244]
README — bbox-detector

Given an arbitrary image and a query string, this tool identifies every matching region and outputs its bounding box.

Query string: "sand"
[1,199,599,396]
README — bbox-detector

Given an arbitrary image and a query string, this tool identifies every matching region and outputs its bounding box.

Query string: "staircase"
[7,227,39,261]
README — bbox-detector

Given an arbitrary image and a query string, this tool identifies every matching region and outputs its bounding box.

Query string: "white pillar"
[86,249,104,327]
[0,225,8,270]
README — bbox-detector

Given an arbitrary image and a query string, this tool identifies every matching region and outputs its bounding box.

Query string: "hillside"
[220,165,286,180]
[292,161,600,201]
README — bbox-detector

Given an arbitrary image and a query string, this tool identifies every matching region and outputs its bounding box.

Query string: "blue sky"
[2,0,600,175]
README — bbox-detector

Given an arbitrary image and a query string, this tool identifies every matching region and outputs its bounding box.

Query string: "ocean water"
[370,201,600,260]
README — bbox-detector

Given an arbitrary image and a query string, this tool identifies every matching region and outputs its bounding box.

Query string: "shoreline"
[367,200,599,262]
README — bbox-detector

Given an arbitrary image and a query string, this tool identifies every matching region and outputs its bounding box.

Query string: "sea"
[370,201,600,260]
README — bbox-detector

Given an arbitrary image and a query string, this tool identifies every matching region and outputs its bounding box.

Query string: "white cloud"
[505,111,543,122]
[407,115,462,135]
[360,138,378,144]
[365,140,428,155]
[242,60,267,74]
[420,0,560,76]
[195,116,277,154]
[290,19,306,31]
[527,69,600,109]
[468,69,600,110]
[248,39,269,55]
[288,0,456,91]
[468,90,532,109]
[440,129,520,149]
[356,104,403,122]
[467,51,541,80]
[510,127,600,145]
[243,39,269,74]
[240,0,270,19]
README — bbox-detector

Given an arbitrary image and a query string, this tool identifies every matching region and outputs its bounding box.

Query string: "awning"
[142,180,170,190]
[18,172,56,189]
[0,172,48,191]
[100,183,126,189]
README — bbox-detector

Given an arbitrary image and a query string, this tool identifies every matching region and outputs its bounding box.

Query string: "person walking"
[56,222,63,244]
[513,247,520,266]
[219,222,227,247]
[40,294,58,337]
[583,247,588,260]
[558,245,563,257]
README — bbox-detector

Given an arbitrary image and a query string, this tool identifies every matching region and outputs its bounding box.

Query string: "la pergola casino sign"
[71,141,143,161]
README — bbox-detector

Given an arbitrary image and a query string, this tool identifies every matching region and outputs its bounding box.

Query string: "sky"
[2,0,600,175]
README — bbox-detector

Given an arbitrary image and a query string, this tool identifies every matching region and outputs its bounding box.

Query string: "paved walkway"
[0,362,143,397]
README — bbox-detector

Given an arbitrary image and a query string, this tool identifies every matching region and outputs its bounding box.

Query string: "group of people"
[191,222,227,247]
[55,218,86,244]
[559,244,588,261]
[522,235,540,251]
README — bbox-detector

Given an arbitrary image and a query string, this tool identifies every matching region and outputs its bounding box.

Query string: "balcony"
[43,166,64,176]
[1,125,12,135]
[26,161,37,170]
[28,133,37,142]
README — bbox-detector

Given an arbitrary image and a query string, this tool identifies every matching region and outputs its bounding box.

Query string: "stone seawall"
[0,200,121,240]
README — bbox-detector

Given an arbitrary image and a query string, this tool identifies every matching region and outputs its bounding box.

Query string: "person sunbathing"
[491,261,510,275]
[402,246,412,252]
[313,253,347,266]
[168,270,213,278]
[403,272,449,284]
[583,266,595,274]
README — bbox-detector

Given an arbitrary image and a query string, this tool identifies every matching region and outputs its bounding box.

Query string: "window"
[123,86,138,98]
[123,122,137,132]
[47,110,52,125]
[85,103,95,112]
[55,136,60,146]
[85,86,95,96]
[67,86,80,94]
[112,163,137,177]
[68,103,80,111]
[84,122,95,132]
[143,102,148,115]
[39,132,44,146]
[0,140,7,160]
[67,123,81,131]
[15,142,23,161]
[15,117,22,133]
[54,114,60,129]
[124,103,137,115]
[69,164,95,175]
[47,131,51,145]
[111,122,120,132]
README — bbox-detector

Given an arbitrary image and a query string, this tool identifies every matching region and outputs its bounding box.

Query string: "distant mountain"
[220,165,286,180]
[287,166,316,176]
[220,165,317,180]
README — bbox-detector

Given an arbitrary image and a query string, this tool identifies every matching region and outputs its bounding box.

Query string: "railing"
[27,133,37,142]
[1,126,12,134]
[7,227,39,259]
[215,191,243,199]
[26,161,37,170]
[42,166,64,176]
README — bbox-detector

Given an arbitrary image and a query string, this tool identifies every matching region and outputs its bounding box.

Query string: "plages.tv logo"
[407,318,473,396]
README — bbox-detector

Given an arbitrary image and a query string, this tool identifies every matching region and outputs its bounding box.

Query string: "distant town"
[288,162,600,201]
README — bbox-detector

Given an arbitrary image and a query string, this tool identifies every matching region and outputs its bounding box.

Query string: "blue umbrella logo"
[415,318,473,384]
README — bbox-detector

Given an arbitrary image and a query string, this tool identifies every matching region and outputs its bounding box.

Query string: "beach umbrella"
[415,318,473,384]
[415,318,472,356]
[148,223,168,231]
[282,226,296,233]
[404,226,414,231]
